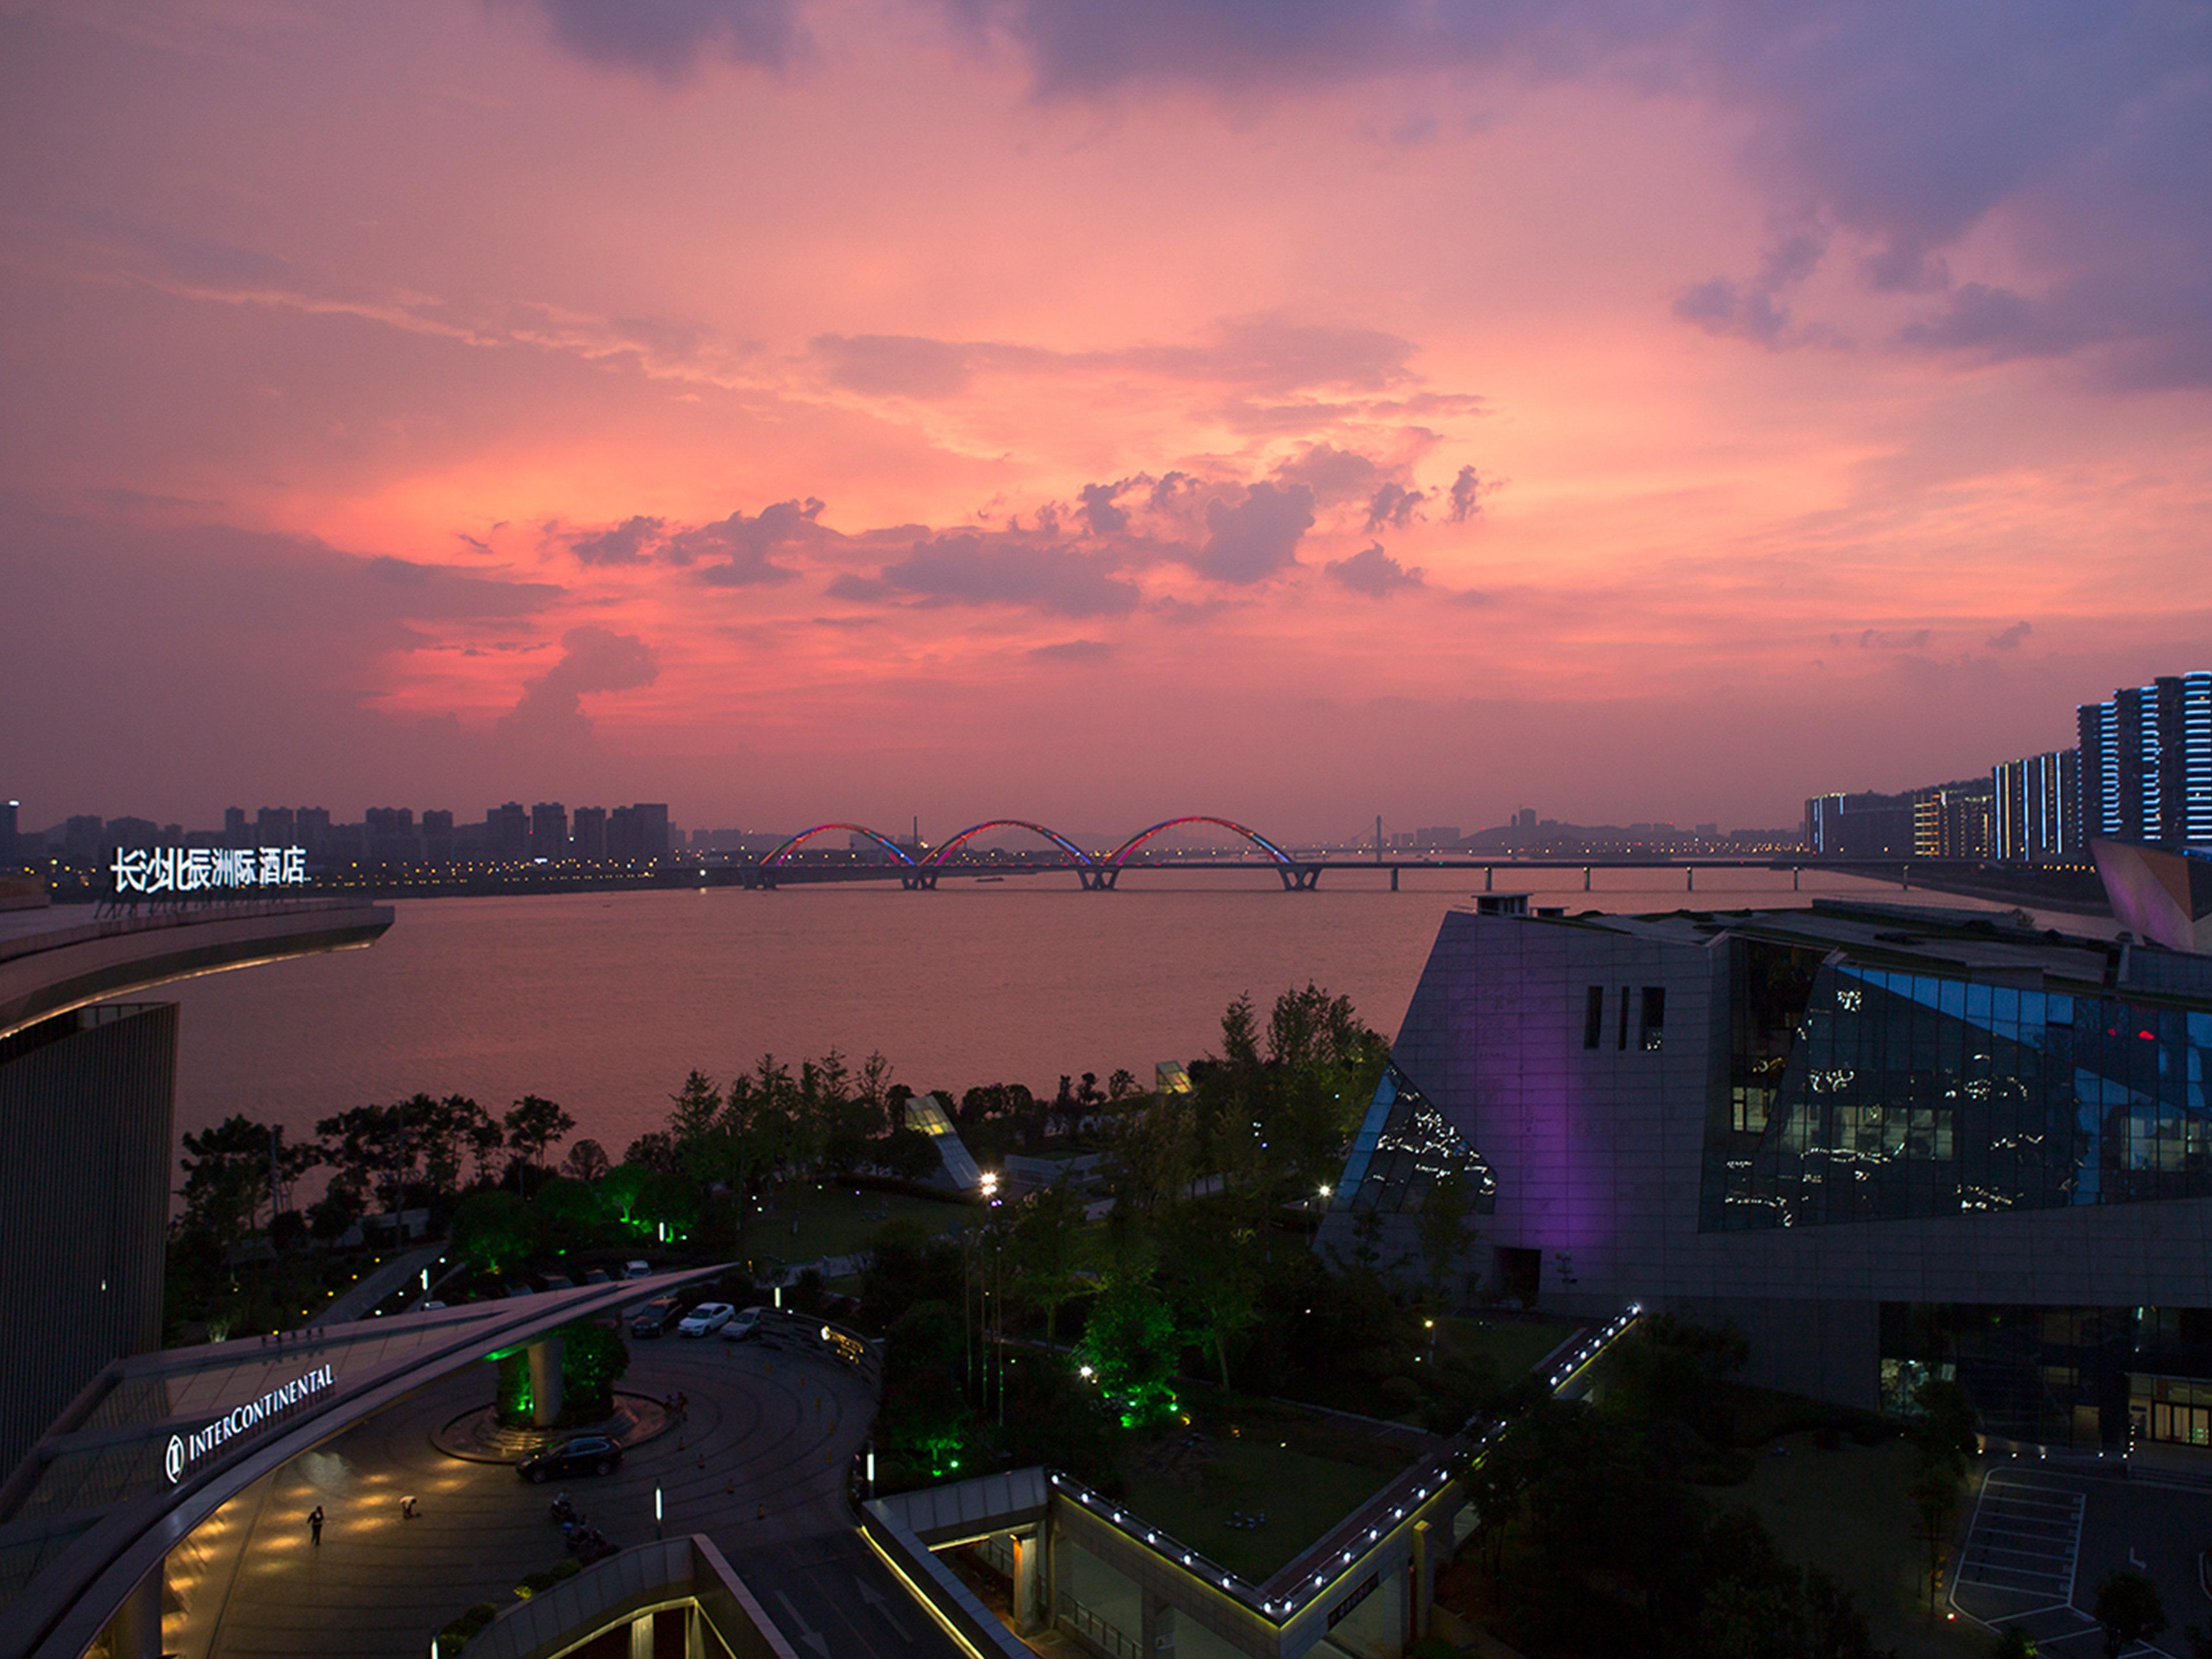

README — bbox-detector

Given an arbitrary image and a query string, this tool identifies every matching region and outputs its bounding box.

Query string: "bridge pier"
[1484,866,1493,891]
[1793,866,1800,891]
[899,872,938,891]
[1687,867,1694,891]
[1584,865,1592,891]
[1080,868,1119,892]
[1278,864,1321,891]
[1390,866,1399,892]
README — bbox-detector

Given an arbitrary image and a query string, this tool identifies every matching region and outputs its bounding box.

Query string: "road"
[1952,1463,2212,1657]
[168,1322,963,1658]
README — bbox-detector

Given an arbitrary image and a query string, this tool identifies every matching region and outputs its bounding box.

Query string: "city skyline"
[5,4,2210,839]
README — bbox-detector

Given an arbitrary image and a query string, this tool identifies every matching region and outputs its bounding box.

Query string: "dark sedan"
[517,1435,623,1482]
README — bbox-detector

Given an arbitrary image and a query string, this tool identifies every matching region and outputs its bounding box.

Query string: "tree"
[178,1115,315,1248]
[503,1094,575,1195]
[560,1321,629,1418]
[533,1175,601,1245]
[452,1190,539,1277]
[2093,1570,2166,1659]
[1414,1171,1482,1309]
[315,1102,420,1214]
[563,1138,611,1184]
[1010,1183,1089,1350]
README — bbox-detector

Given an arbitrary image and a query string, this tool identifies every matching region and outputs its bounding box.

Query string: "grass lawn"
[1109,1391,1416,1582]
[1708,1433,1986,1659]
[741,1182,973,1270]
[1437,1316,1580,1381]
[1117,1437,1393,1582]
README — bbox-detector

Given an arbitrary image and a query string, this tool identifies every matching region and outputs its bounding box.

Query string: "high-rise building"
[222,807,247,847]
[255,806,295,844]
[293,807,331,857]
[1,800,16,867]
[529,802,569,859]
[571,806,607,860]
[2078,671,2212,850]
[1803,790,1913,856]
[486,802,528,861]
[1910,778,1993,859]
[605,802,671,863]
[1993,749,2080,863]
[420,809,455,863]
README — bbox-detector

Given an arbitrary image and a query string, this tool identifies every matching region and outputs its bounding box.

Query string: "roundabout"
[431,1389,676,1465]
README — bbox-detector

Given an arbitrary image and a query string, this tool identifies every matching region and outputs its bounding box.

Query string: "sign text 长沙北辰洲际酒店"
[112,846,307,895]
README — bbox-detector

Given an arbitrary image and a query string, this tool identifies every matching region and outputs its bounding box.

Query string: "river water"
[161,866,2097,1161]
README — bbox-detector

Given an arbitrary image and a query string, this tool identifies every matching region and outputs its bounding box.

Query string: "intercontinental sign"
[165,1362,335,1484]
[112,845,308,895]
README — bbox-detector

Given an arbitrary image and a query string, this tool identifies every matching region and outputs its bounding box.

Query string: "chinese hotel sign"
[112,846,308,895]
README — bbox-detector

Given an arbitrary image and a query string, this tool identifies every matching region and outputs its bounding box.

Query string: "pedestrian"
[401,1495,418,1519]
[308,1505,324,1546]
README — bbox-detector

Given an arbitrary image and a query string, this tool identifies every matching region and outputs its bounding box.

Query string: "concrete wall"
[0,1003,175,1481]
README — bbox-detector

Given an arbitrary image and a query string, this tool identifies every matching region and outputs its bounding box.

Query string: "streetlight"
[655,1485,663,1541]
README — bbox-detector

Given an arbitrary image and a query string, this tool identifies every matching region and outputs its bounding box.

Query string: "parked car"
[419,1298,447,1312]
[719,1306,768,1342]
[677,1302,734,1337]
[630,1296,682,1337]
[582,1268,611,1285]
[622,1260,653,1280]
[540,1273,574,1291]
[518,1435,623,1483]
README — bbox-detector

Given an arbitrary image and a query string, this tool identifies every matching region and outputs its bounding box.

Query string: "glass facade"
[1334,1061,1495,1215]
[1704,955,2212,1230]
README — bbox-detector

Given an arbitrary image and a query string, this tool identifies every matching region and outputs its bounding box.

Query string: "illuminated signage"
[113,846,307,895]
[165,1362,334,1483]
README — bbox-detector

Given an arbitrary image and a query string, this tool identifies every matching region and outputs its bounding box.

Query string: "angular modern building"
[1324,893,2212,1452]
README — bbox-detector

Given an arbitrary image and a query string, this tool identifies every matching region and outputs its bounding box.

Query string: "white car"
[719,1306,768,1342]
[677,1302,733,1337]
[622,1260,653,1280]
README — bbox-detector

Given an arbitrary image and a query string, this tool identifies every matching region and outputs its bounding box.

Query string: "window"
[1641,986,1666,1051]
[1583,986,1605,1050]
[1617,987,1630,1051]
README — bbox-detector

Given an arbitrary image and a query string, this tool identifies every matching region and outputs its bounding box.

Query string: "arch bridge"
[743,816,1319,890]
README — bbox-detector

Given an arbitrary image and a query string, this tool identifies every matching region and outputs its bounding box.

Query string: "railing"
[1056,1592,1142,1659]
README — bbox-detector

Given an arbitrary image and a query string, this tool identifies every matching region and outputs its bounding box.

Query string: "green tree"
[2092,1570,2166,1659]
[503,1094,575,1195]
[1077,1261,1179,1427]
[560,1321,629,1418]
[1010,1183,1089,1350]
[1414,1171,1482,1309]
[1161,1200,1261,1390]
[532,1175,601,1247]
[452,1190,539,1276]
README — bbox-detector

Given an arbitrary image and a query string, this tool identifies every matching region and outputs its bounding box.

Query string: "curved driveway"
[170,1327,953,1658]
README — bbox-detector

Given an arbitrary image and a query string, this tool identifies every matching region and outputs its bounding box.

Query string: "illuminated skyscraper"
[1992,749,2080,862]
[2078,671,2212,849]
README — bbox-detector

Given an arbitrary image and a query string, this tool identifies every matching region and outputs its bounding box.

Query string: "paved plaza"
[162,1327,956,1658]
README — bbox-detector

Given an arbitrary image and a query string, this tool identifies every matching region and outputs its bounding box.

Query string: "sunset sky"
[4,1,2209,840]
